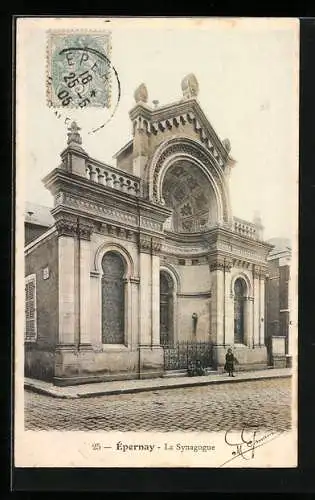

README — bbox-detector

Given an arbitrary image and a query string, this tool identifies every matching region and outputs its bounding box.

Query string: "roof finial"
[253,210,264,239]
[222,138,231,153]
[134,83,148,104]
[67,121,82,146]
[181,73,199,99]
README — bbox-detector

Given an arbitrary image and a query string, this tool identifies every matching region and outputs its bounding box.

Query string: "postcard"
[15,16,299,468]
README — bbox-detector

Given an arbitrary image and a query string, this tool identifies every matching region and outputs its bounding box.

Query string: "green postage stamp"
[47,31,112,109]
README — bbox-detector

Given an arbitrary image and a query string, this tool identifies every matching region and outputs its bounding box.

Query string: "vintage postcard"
[15,17,299,468]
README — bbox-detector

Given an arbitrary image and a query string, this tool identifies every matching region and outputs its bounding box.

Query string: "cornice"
[129,98,232,168]
[43,169,172,229]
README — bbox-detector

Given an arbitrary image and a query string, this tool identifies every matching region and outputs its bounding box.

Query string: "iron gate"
[163,341,213,371]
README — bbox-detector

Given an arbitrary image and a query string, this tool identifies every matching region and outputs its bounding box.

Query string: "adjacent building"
[265,238,292,367]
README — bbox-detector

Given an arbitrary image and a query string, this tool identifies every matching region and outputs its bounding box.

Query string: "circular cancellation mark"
[47,40,121,135]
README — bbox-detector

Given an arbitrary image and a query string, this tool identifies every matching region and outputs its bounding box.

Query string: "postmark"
[47,30,112,109]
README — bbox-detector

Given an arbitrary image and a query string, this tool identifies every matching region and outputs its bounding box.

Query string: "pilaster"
[209,256,233,346]
[259,274,266,346]
[78,237,91,346]
[138,234,152,346]
[57,227,76,345]
[151,237,162,346]
[90,271,101,348]
[244,297,254,347]
[130,277,140,348]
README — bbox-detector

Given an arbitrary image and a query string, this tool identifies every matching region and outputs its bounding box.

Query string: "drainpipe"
[223,258,226,347]
[76,217,81,351]
[252,265,255,349]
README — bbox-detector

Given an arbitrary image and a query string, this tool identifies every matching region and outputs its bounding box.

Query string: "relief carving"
[138,234,152,253]
[63,194,138,226]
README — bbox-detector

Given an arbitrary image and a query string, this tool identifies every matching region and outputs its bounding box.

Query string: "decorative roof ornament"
[67,121,82,146]
[181,73,199,99]
[134,83,148,104]
[253,210,263,225]
[222,138,231,153]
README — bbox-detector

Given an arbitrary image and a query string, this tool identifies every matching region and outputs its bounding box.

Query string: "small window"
[42,267,50,280]
[178,259,186,265]
[192,259,199,265]
[25,274,37,342]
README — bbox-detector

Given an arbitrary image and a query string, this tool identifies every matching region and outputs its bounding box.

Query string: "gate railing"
[163,341,213,371]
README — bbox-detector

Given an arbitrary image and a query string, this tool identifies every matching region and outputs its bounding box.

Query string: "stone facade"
[24,75,273,385]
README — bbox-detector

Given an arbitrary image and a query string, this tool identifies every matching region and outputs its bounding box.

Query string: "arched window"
[102,252,125,344]
[160,271,174,346]
[234,278,246,344]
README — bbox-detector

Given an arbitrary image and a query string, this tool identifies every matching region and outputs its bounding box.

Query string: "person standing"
[224,348,237,377]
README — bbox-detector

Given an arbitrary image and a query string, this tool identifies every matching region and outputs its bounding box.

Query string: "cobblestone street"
[24,378,291,432]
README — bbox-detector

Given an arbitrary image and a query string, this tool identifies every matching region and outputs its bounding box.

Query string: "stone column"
[130,277,140,348]
[123,278,132,348]
[138,234,164,378]
[209,259,226,368]
[57,233,76,345]
[253,267,260,346]
[54,218,78,384]
[55,218,81,346]
[90,271,101,347]
[259,275,266,346]
[78,222,93,347]
[139,234,152,346]
[210,265,225,346]
[151,238,162,346]
[244,297,254,347]
[223,260,233,346]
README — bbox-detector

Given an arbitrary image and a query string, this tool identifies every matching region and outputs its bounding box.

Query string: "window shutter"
[25,275,37,342]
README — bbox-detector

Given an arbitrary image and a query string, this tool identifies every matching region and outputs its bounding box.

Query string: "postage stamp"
[47,30,112,109]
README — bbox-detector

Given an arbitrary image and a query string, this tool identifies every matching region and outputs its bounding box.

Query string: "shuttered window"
[25,274,37,342]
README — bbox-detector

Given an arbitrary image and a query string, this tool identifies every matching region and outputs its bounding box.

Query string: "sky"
[16,18,299,242]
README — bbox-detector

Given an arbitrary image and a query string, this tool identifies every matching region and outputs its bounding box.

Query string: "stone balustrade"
[85,162,141,197]
[233,217,257,239]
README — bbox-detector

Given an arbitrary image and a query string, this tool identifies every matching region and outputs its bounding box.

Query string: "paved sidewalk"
[24,367,292,399]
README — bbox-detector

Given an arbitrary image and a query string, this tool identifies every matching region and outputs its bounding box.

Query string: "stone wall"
[25,234,59,380]
[174,263,211,341]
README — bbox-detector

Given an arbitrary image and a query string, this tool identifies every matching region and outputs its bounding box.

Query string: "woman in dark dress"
[224,348,236,377]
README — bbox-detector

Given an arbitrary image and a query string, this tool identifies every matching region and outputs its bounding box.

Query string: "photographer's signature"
[220,427,284,467]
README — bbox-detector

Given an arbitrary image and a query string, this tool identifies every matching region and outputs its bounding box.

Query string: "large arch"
[144,137,232,226]
[101,251,125,344]
[94,243,137,347]
[94,241,135,279]
[233,277,247,345]
[159,264,180,346]
[230,271,253,299]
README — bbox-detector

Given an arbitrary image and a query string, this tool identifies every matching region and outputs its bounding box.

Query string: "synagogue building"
[24,74,285,386]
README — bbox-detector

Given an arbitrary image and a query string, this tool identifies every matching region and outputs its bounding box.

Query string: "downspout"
[76,217,81,351]
[252,265,255,349]
[223,258,226,347]
[259,274,261,347]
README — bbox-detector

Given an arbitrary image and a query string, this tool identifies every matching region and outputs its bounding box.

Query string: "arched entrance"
[234,278,247,344]
[101,251,125,344]
[160,271,174,346]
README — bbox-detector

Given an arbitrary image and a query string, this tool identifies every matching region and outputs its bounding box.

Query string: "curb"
[25,372,291,400]
[24,384,79,399]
